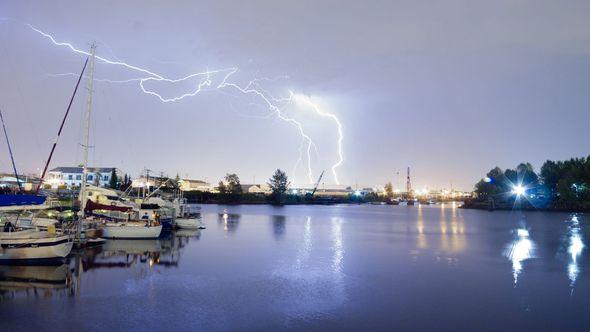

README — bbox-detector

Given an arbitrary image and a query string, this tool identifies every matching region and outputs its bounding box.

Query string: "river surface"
[1,204,589,331]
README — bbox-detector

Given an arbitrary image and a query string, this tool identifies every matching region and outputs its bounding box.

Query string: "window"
[103,175,109,181]
[68,175,73,180]
[76,175,82,180]
[88,175,93,181]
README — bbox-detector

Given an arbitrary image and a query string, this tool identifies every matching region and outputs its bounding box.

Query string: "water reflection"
[271,215,286,240]
[295,217,312,269]
[331,217,346,302]
[218,212,241,234]
[504,227,535,286]
[438,204,466,255]
[565,214,584,289]
[416,205,427,249]
[0,264,71,300]
[0,230,200,300]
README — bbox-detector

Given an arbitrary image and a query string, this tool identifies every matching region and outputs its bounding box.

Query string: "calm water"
[1,204,589,331]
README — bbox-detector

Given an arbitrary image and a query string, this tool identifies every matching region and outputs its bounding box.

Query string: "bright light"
[354,190,362,197]
[484,177,492,183]
[291,189,298,194]
[513,184,525,196]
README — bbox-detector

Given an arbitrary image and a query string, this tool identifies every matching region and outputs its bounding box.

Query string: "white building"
[47,167,121,189]
[179,179,215,192]
[243,184,272,195]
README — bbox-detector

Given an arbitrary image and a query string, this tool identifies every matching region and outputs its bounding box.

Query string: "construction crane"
[309,170,325,198]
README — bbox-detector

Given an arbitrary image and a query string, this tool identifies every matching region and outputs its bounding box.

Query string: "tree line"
[472,156,590,211]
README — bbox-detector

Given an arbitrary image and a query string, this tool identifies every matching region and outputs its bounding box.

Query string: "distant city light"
[512,184,525,197]
[354,190,362,196]
[484,177,492,183]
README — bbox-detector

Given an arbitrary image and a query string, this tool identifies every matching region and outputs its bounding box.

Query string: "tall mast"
[36,58,89,193]
[79,43,96,218]
[0,108,21,192]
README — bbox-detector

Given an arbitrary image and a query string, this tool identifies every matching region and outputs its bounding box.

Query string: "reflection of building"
[47,167,121,188]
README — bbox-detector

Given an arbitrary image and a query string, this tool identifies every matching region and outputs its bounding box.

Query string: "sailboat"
[0,101,77,263]
[76,45,161,240]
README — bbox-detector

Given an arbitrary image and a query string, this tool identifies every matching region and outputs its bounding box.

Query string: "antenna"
[406,167,412,195]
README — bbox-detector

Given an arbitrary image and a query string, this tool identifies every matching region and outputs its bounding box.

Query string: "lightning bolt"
[290,93,344,184]
[26,24,343,185]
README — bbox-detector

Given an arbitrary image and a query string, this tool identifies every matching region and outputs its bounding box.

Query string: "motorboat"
[101,221,163,239]
[175,218,202,230]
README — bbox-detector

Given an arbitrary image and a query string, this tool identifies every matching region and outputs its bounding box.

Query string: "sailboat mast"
[79,43,96,218]
[0,108,21,192]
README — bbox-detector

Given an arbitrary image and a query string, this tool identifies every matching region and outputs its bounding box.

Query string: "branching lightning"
[27,24,344,185]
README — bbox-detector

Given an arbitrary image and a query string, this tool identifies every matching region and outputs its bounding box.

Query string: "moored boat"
[101,222,163,239]
[175,218,202,230]
[0,228,73,264]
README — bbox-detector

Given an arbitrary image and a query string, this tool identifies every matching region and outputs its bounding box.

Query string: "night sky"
[1,1,589,190]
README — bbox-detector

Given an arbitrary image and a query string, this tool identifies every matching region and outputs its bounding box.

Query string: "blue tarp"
[0,194,46,207]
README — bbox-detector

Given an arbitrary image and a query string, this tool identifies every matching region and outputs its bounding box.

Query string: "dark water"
[1,204,589,331]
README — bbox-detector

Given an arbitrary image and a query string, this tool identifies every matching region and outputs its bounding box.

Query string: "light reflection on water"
[566,214,584,289]
[438,203,466,255]
[295,217,312,269]
[504,226,535,286]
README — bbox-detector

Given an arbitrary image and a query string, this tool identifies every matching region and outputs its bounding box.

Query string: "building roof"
[181,179,210,185]
[49,167,116,174]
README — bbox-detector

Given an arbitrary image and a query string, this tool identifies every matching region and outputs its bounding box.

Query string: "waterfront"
[1,204,589,331]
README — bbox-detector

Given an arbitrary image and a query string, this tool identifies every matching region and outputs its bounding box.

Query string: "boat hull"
[101,224,163,239]
[175,218,200,230]
[0,234,73,264]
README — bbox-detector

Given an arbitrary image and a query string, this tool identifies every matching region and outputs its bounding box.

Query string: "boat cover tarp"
[0,194,46,207]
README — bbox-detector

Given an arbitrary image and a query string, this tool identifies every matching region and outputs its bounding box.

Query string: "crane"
[309,170,325,197]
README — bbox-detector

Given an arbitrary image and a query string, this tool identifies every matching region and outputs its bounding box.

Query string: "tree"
[218,173,242,203]
[384,182,394,200]
[218,181,227,196]
[120,173,131,191]
[109,169,118,189]
[268,169,289,205]
[225,174,242,195]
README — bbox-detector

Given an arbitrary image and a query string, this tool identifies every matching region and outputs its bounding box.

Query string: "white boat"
[0,229,73,263]
[175,218,202,230]
[101,222,162,239]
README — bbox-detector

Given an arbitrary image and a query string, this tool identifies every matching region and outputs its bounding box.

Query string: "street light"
[513,184,525,197]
